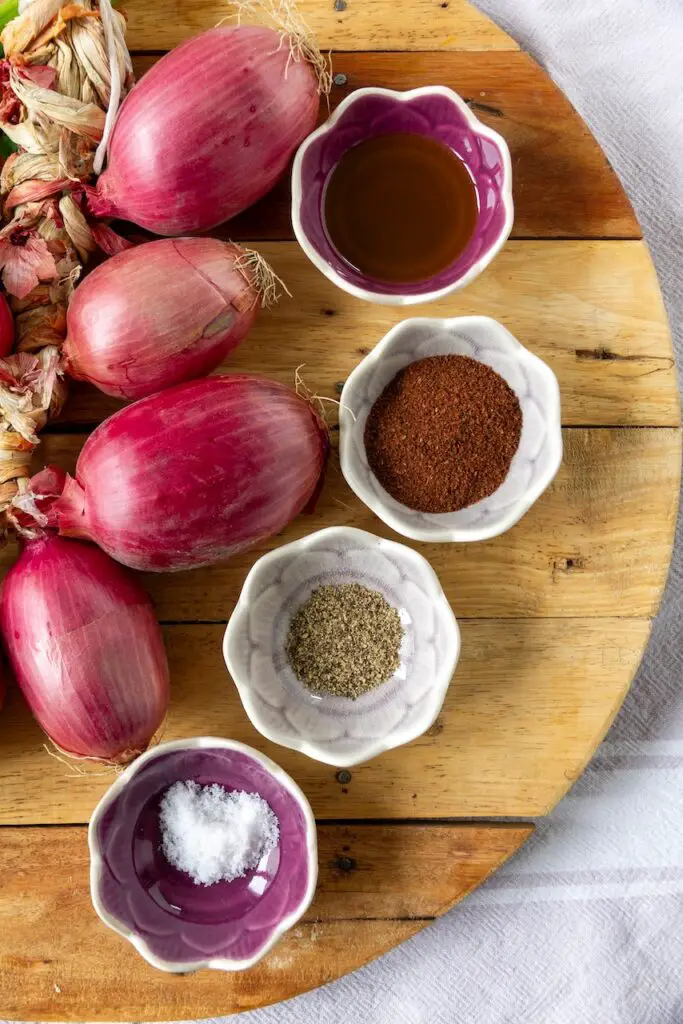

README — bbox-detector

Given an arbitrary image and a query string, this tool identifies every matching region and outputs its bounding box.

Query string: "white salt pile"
[159,780,280,886]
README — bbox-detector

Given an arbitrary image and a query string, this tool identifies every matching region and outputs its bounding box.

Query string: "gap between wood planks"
[121,49,641,241]
[0,817,534,829]
[42,423,678,434]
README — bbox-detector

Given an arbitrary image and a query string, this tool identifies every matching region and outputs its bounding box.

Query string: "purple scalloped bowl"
[88,738,318,973]
[291,86,513,305]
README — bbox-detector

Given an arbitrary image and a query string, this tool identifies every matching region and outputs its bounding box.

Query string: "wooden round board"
[0,2,680,1020]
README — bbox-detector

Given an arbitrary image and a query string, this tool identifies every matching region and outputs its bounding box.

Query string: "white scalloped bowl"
[339,316,562,543]
[223,526,460,768]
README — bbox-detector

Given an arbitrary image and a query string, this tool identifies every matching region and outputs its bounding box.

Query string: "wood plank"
[57,241,678,429]
[3,920,420,1022]
[127,52,636,241]
[0,618,649,824]
[20,427,678,622]
[0,822,530,1021]
[125,0,516,53]
[313,823,534,919]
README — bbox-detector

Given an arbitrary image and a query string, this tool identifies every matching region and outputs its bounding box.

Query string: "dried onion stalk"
[0,0,132,532]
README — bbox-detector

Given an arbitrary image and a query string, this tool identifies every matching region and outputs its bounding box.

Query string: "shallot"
[0,292,14,356]
[0,510,169,762]
[88,25,324,234]
[49,375,328,572]
[62,238,274,400]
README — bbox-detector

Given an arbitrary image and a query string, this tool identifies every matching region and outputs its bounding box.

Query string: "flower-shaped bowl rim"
[338,315,563,542]
[291,85,514,306]
[88,736,319,973]
[223,525,461,767]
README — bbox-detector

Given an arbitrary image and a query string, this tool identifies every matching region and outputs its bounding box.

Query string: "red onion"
[62,238,266,400]
[50,375,328,572]
[88,26,321,234]
[0,531,169,762]
[0,292,14,357]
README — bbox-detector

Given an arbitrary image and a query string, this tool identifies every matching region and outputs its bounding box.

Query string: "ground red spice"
[363,354,522,514]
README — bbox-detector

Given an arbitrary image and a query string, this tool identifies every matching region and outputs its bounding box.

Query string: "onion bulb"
[0,530,169,763]
[50,375,329,572]
[88,26,322,235]
[62,238,273,400]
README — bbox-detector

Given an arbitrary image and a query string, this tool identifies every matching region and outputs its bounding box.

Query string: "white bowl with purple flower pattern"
[223,526,460,768]
[291,86,513,305]
[339,316,562,543]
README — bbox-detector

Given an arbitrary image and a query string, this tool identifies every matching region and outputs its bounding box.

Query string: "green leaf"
[0,132,17,157]
[0,0,18,34]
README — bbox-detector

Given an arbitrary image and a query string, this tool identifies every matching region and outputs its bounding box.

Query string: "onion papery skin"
[52,375,329,572]
[0,535,170,762]
[90,26,320,235]
[62,238,259,400]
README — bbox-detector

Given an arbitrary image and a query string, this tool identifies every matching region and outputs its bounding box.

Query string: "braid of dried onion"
[0,0,132,529]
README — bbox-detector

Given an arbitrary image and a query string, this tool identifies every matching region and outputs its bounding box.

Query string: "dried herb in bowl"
[285,583,403,699]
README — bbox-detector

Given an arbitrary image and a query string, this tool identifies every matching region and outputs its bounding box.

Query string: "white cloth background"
[5,2,683,1022]
[222,2,683,1022]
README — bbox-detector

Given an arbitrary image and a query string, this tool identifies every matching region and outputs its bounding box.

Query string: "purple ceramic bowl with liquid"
[88,737,318,972]
[291,86,513,306]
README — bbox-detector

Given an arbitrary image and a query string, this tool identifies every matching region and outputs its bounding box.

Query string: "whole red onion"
[51,375,328,572]
[62,238,261,400]
[89,26,320,234]
[0,292,14,356]
[0,534,169,762]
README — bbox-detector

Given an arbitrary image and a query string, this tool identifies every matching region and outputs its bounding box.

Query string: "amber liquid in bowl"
[323,132,479,284]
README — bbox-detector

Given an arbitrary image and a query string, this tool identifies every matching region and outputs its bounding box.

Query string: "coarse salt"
[159,780,280,886]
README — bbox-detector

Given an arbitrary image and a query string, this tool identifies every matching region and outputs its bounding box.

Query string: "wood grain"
[14,427,677,622]
[0,821,530,1021]
[57,241,678,429]
[128,52,637,241]
[124,0,516,53]
[6,922,422,1022]
[0,617,650,824]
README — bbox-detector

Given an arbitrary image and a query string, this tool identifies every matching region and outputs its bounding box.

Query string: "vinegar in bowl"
[323,132,479,284]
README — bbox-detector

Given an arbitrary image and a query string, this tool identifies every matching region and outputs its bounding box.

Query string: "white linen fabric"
[6,2,683,1021]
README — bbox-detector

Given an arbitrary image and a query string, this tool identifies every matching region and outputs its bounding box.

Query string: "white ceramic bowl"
[89,737,317,973]
[339,316,562,542]
[223,526,460,767]
[291,86,513,305]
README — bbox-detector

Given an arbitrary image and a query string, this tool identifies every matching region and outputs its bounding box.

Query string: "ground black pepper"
[285,583,403,700]
[364,354,522,513]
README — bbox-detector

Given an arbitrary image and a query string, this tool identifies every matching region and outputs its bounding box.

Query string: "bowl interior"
[226,530,459,764]
[341,321,561,539]
[94,746,311,965]
[296,91,510,298]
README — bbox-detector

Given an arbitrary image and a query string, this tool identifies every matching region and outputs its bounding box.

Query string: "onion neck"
[82,178,120,221]
[55,475,91,540]
[7,464,67,539]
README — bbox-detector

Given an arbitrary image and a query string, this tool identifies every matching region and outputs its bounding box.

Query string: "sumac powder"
[364,355,522,514]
